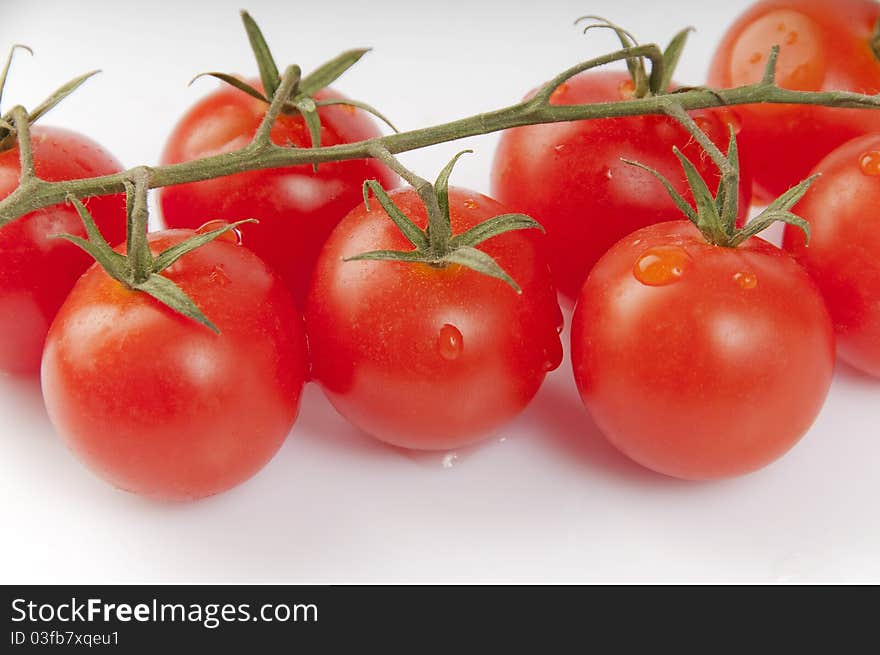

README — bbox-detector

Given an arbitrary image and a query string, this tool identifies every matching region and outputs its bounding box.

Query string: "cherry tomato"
[708,0,880,203]
[41,229,308,500]
[0,127,125,374]
[490,70,750,300]
[159,81,396,307]
[305,187,563,451]
[783,134,880,377]
[571,220,834,480]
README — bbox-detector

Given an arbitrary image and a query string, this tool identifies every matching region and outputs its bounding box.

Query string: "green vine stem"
[3,41,880,228]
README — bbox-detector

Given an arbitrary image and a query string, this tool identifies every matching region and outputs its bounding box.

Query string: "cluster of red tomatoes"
[2,0,880,500]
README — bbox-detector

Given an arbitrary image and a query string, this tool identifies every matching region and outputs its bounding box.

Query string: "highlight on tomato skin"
[490,69,751,302]
[0,127,126,375]
[159,80,397,308]
[305,186,563,452]
[571,220,835,480]
[707,0,880,204]
[40,228,308,501]
[783,133,880,378]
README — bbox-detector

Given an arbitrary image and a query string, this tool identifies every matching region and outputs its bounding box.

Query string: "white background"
[2,0,878,584]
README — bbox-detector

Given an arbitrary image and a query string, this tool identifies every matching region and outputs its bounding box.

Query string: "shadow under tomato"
[524,375,690,489]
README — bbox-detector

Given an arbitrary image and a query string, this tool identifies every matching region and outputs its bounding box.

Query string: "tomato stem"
[4,24,880,227]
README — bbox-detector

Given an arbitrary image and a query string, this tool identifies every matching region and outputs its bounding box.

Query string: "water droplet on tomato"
[859,151,880,176]
[442,452,459,469]
[437,324,463,361]
[618,78,635,99]
[748,52,763,64]
[604,167,613,180]
[785,31,798,45]
[196,220,242,245]
[733,271,757,289]
[552,302,564,335]
[463,198,478,210]
[633,246,692,286]
[554,144,567,153]
[209,264,231,286]
[541,335,563,372]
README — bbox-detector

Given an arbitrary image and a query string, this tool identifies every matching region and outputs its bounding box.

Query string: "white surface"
[2,0,878,584]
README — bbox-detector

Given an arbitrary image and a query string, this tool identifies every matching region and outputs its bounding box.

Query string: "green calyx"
[347,150,544,293]
[574,16,693,96]
[0,44,99,152]
[56,172,254,333]
[189,10,396,155]
[623,125,814,248]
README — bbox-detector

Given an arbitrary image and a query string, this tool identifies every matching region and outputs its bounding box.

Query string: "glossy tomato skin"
[159,81,397,307]
[305,187,563,451]
[0,127,125,374]
[783,134,880,377]
[490,70,750,301]
[571,221,834,480]
[41,230,308,500]
[708,0,880,203]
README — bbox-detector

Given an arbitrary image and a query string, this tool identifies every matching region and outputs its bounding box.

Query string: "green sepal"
[28,70,100,124]
[434,150,472,242]
[153,219,257,273]
[51,233,127,279]
[189,73,268,102]
[314,98,398,132]
[362,180,429,251]
[718,124,740,231]
[576,16,647,96]
[730,210,811,248]
[443,246,521,293]
[240,11,281,100]
[449,213,544,249]
[621,158,698,224]
[657,27,694,94]
[344,249,427,263]
[133,273,219,334]
[298,49,370,96]
[672,146,721,234]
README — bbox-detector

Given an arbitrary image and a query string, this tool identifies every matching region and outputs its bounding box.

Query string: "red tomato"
[571,220,834,480]
[305,187,563,451]
[783,133,880,377]
[0,127,125,374]
[708,0,880,203]
[490,70,750,300]
[159,81,396,307]
[41,229,308,500]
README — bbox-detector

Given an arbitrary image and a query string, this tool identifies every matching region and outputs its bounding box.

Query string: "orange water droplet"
[748,52,763,64]
[633,246,692,286]
[859,151,880,176]
[209,264,231,286]
[463,198,478,210]
[733,271,757,289]
[551,83,569,101]
[785,31,798,45]
[437,324,463,361]
[196,220,242,245]
[618,78,636,99]
[777,22,787,31]
[542,335,563,372]
[341,104,356,115]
